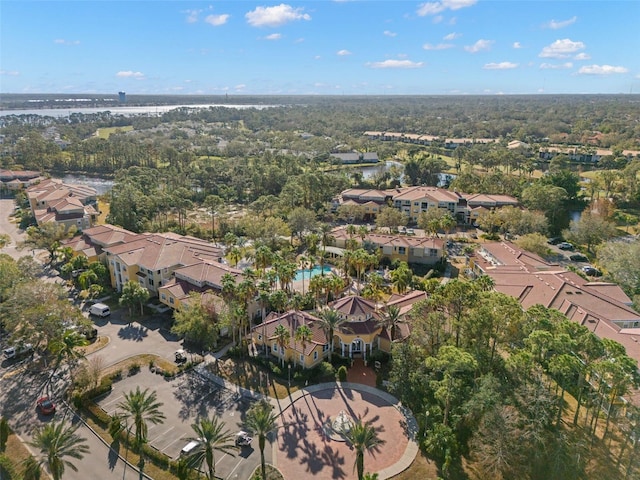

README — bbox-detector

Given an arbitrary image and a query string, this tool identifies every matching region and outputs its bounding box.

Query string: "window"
[161,293,166,300]
[258,334,262,341]
[314,351,318,360]
[169,297,174,304]
[300,354,304,363]
[149,279,154,286]
[398,247,406,255]
[272,343,278,353]
[323,344,329,352]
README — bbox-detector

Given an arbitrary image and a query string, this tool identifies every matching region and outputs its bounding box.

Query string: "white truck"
[3,343,33,359]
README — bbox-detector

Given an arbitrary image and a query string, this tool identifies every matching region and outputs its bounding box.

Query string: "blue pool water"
[294,265,331,282]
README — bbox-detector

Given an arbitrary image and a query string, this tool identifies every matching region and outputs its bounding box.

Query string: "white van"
[89,303,110,317]
[180,439,201,456]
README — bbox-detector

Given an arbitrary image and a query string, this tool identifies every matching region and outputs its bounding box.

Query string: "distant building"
[118,91,126,104]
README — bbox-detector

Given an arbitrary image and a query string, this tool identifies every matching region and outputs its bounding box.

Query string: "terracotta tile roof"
[174,260,242,289]
[473,241,640,365]
[254,310,327,355]
[329,295,377,318]
[105,233,223,271]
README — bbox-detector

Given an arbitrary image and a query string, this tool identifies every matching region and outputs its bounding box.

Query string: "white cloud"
[464,39,493,53]
[0,70,19,76]
[539,38,585,58]
[294,37,304,44]
[417,0,477,16]
[245,4,311,27]
[544,16,577,29]
[54,39,80,45]
[443,32,460,40]
[265,33,282,40]
[184,9,201,23]
[483,62,518,70]
[116,71,145,79]
[423,43,454,50]
[383,30,397,37]
[234,84,246,90]
[205,14,230,26]
[574,52,591,61]
[337,49,352,56]
[513,41,522,49]
[539,62,573,69]
[578,64,629,75]
[367,59,424,69]
[432,15,443,24]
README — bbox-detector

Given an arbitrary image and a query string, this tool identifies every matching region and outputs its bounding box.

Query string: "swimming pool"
[294,265,331,282]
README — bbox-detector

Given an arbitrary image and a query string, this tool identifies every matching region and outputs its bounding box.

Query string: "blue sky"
[1,1,639,95]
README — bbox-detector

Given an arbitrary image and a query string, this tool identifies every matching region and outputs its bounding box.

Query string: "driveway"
[86,308,183,368]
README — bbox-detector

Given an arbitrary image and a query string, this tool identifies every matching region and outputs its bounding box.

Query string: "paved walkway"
[195,359,418,480]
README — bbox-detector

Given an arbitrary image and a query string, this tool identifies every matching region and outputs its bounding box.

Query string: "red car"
[36,397,56,415]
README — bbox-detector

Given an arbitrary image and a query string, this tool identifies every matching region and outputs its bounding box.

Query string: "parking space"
[95,369,264,479]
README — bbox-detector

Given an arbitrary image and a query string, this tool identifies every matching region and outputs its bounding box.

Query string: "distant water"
[0,103,279,118]
[57,174,114,195]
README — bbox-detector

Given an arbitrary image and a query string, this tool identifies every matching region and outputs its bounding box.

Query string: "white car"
[235,431,253,447]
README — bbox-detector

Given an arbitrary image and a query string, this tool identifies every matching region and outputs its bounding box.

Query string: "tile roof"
[254,310,327,355]
[473,241,640,365]
[105,233,223,271]
[330,295,377,318]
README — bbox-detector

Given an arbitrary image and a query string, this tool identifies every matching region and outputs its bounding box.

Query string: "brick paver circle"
[276,385,410,480]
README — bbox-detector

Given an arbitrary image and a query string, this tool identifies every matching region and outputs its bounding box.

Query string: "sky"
[1,0,639,96]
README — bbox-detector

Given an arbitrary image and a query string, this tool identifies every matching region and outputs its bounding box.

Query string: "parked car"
[36,396,56,415]
[547,237,563,245]
[582,266,602,276]
[175,349,187,363]
[235,431,253,447]
[558,242,574,250]
[89,303,110,317]
[180,439,201,456]
[3,343,33,359]
[569,254,588,262]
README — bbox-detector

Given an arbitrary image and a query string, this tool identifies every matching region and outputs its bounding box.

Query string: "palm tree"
[185,416,236,480]
[48,330,88,387]
[245,400,279,480]
[378,305,402,343]
[273,324,291,367]
[298,254,310,294]
[317,308,342,361]
[295,324,313,367]
[117,387,166,480]
[29,420,89,480]
[343,418,385,480]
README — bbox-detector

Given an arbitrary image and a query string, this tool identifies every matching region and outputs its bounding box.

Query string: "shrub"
[317,362,336,380]
[0,454,18,480]
[337,365,348,382]
[128,363,140,375]
[110,369,123,381]
[142,443,170,469]
[85,402,111,427]
[0,417,9,453]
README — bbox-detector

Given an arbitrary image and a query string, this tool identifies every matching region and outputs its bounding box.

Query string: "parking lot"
[96,368,265,479]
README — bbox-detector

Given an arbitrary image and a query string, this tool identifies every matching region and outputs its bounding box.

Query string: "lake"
[0,103,279,118]
[57,174,114,195]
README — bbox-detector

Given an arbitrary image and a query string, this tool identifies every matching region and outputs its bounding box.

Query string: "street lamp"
[288,364,291,387]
